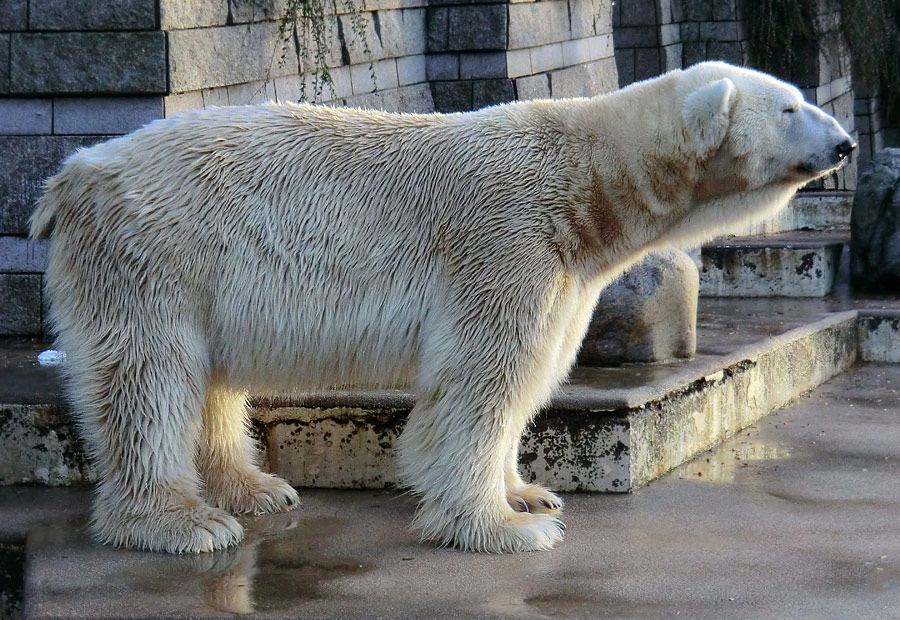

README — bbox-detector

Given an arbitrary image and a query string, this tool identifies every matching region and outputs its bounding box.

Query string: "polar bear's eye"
[783,106,799,114]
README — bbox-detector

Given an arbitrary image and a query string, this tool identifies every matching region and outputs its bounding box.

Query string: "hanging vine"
[242,0,373,101]
[742,0,900,121]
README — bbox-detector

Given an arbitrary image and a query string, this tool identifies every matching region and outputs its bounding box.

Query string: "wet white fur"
[31,62,852,553]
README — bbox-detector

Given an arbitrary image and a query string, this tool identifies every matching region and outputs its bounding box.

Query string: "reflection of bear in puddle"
[179,515,371,615]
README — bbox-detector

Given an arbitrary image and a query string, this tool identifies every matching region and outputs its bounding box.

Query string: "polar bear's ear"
[682,78,734,155]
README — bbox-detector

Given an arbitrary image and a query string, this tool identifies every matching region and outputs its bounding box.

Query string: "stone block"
[426,7,448,52]
[226,79,277,105]
[851,148,900,293]
[659,22,680,46]
[515,73,550,100]
[0,0,26,29]
[429,80,472,112]
[53,96,163,135]
[530,43,564,74]
[159,0,229,29]
[0,99,52,135]
[0,34,8,93]
[634,48,662,81]
[426,53,458,81]
[167,23,298,93]
[562,38,591,67]
[350,62,376,95]
[447,4,506,51]
[0,135,108,235]
[619,0,657,26]
[550,57,618,98]
[372,58,400,90]
[163,91,203,117]
[228,0,284,24]
[28,0,157,30]
[699,20,740,41]
[588,34,614,60]
[506,48,531,79]
[682,0,713,21]
[570,0,611,39]
[578,249,698,366]
[472,78,514,109]
[380,8,426,58]
[459,52,506,79]
[0,274,42,336]
[706,41,742,65]
[508,1,569,49]
[201,84,231,106]
[680,21,699,41]
[342,82,432,113]
[712,0,738,20]
[662,42,683,71]
[613,26,657,49]
[0,236,48,272]
[683,41,706,67]
[397,54,426,85]
[10,32,166,94]
[615,48,635,86]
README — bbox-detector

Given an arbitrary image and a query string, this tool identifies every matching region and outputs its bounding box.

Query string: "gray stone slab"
[28,0,157,30]
[447,4,506,51]
[0,0,26,30]
[858,311,900,363]
[425,53,458,81]
[0,34,11,94]
[159,0,229,29]
[0,135,109,235]
[0,274,41,336]
[549,58,618,98]
[515,73,550,100]
[168,23,299,93]
[425,6,448,52]
[472,78,514,109]
[52,96,163,135]
[0,98,52,135]
[682,0,713,20]
[9,32,166,95]
[508,0,569,49]
[459,51,505,79]
[0,235,48,272]
[396,54,426,86]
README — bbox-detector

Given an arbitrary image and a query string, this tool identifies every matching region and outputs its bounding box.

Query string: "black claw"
[517,499,530,513]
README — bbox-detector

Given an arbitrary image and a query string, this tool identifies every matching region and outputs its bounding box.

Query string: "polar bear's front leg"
[198,384,299,515]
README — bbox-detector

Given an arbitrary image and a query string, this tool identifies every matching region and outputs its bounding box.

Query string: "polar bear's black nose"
[835,140,856,160]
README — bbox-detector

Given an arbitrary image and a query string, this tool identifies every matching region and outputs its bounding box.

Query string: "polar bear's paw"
[507,483,563,515]
[205,470,300,516]
[416,506,565,553]
[91,503,244,553]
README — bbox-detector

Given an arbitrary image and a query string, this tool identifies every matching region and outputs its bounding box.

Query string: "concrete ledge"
[0,309,871,492]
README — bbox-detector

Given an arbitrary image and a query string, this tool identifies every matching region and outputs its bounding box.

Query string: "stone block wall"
[426,0,618,112]
[0,0,619,335]
[0,0,165,335]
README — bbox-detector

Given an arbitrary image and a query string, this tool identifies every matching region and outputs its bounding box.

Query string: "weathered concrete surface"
[10,363,900,619]
[700,231,847,297]
[0,302,865,492]
[858,311,900,363]
[733,190,852,235]
[579,248,698,366]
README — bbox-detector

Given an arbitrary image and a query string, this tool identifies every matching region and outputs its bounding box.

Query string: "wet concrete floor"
[4,363,898,619]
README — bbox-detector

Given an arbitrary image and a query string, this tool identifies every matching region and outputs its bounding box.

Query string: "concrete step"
[7,362,900,619]
[732,190,853,236]
[7,302,900,495]
[700,230,848,297]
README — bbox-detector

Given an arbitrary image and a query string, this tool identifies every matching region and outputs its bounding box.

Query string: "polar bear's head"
[680,61,854,192]
[640,61,855,246]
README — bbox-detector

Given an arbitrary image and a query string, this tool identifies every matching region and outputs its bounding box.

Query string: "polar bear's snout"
[796,101,856,175]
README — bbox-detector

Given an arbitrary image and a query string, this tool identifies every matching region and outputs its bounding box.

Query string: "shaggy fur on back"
[32,61,853,553]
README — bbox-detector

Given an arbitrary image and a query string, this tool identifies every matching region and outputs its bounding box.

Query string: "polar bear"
[31,61,853,554]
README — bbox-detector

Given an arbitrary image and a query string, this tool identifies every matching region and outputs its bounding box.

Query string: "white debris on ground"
[38,350,66,365]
